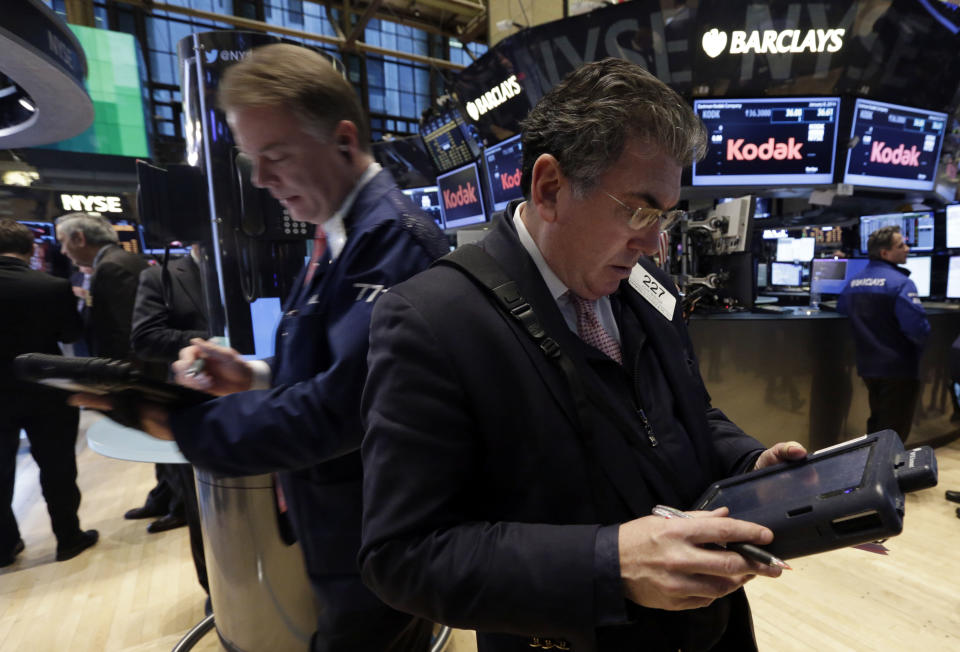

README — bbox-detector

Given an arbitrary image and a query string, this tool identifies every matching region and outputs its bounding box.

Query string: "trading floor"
[2,411,959,651]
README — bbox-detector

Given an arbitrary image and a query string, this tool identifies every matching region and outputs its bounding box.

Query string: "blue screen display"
[843,99,947,191]
[693,97,841,186]
[810,258,870,295]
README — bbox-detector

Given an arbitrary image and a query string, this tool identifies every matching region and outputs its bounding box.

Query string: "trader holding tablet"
[360,59,807,651]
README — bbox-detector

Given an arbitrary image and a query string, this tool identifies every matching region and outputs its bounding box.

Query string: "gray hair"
[55,212,118,246]
[867,225,901,260]
[217,43,370,152]
[520,58,706,199]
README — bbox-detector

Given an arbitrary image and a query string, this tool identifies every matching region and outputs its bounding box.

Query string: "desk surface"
[86,415,187,464]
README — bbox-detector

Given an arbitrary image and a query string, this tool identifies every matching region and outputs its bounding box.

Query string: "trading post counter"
[687,307,960,451]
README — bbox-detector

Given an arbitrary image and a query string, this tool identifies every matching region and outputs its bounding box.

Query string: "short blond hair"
[218,43,370,151]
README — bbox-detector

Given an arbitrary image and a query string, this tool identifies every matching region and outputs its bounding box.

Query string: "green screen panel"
[40,25,150,158]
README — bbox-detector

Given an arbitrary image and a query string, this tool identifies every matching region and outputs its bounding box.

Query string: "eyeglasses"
[604,192,685,231]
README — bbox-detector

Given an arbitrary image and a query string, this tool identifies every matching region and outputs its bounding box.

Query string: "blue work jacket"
[838,259,930,378]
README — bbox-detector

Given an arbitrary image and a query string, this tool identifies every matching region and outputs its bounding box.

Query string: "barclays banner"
[453,0,960,146]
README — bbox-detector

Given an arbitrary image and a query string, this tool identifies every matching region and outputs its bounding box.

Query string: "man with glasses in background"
[359,59,806,651]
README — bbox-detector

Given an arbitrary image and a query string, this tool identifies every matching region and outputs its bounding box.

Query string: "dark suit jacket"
[0,255,81,391]
[131,256,208,363]
[89,244,147,360]
[170,170,450,650]
[360,210,766,651]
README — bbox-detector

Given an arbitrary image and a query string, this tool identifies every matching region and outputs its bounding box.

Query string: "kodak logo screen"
[692,97,840,186]
[438,162,486,228]
[484,134,525,212]
[843,99,947,192]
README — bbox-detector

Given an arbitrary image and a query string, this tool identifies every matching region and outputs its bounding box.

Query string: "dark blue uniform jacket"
[838,259,930,379]
[170,170,449,650]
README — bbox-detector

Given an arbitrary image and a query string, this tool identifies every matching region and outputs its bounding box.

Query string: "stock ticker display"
[843,99,948,191]
[420,108,481,173]
[693,97,840,186]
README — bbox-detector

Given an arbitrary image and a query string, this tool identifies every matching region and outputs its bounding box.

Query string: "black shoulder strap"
[435,244,593,440]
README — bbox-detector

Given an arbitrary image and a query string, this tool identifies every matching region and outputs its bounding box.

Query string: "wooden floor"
[2,412,959,651]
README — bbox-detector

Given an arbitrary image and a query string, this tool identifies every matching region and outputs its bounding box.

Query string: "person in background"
[0,219,98,566]
[130,244,208,595]
[359,58,806,651]
[54,213,178,528]
[73,43,450,651]
[839,225,930,442]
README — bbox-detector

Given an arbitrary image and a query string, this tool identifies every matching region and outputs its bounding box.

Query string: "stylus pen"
[652,504,792,570]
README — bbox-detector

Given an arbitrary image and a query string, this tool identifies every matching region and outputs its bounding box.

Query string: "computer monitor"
[809,258,870,295]
[18,220,57,273]
[946,204,960,249]
[776,237,815,262]
[401,185,444,229]
[859,211,934,253]
[757,260,769,289]
[692,97,841,186]
[436,162,486,229]
[843,98,948,192]
[419,105,482,173]
[482,134,524,212]
[946,256,960,299]
[111,219,144,255]
[901,256,931,297]
[770,261,804,287]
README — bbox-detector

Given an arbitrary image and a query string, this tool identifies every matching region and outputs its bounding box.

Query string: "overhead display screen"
[437,162,486,229]
[776,237,815,262]
[947,256,960,299]
[843,99,947,191]
[859,212,934,254]
[401,186,444,229]
[692,97,840,186]
[420,107,482,173]
[483,134,524,212]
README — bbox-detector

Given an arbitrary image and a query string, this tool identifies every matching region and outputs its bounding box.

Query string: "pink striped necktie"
[303,228,327,286]
[569,293,622,364]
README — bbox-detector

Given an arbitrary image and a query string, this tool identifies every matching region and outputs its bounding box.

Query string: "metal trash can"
[196,470,318,651]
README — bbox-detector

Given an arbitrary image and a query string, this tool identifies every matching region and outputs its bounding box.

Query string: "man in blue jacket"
[79,44,449,651]
[839,225,930,442]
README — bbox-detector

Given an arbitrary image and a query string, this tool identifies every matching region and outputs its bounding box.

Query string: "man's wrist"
[247,359,272,390]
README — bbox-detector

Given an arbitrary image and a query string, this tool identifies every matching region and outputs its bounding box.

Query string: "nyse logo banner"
[60,194,124,214]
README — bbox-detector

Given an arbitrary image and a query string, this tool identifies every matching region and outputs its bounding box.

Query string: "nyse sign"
[60,194,124,214]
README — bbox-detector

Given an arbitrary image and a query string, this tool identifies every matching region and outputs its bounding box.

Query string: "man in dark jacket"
[839,225,931,442]
[0,219,98,565]
[360,59,806,652]
[79,44,450,652]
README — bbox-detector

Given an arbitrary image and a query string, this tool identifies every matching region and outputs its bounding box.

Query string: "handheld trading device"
[694,430,937,559]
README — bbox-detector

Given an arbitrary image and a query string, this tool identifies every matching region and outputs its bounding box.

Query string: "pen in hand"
[652,504,792,570]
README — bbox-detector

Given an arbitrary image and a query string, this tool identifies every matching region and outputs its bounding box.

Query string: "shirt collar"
[512,202,569,301]
[324,162,381,261]
[92,244,115,267]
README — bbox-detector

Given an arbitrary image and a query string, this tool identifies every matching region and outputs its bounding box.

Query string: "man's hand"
[754,441,807,470]
[618,507,783,611]
[67,394,174,440]
[172,338,253,396]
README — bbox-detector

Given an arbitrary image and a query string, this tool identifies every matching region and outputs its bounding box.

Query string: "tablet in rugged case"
[694,430,938,560]
[14,353,211,408]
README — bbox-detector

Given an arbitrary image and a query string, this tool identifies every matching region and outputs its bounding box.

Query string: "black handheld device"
[694,430,938,560]
[14,354,212,428]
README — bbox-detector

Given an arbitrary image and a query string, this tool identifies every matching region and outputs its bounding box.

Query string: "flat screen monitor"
[901,256,931,297]
[946,256,960,299]
[112,220,144,255]
[859,211,934,253]
[843,99,948,191]
[401,185,444,229]
[776,237,815,262]
[692,97,840,186]
[757,261,768,288]
[809,258,870,295]
[482,134,524,212]
[18,220,57,273]
[946,204,960,249]
[419,105,482,173]
[771,261,803,287]
[436,162,486,229]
